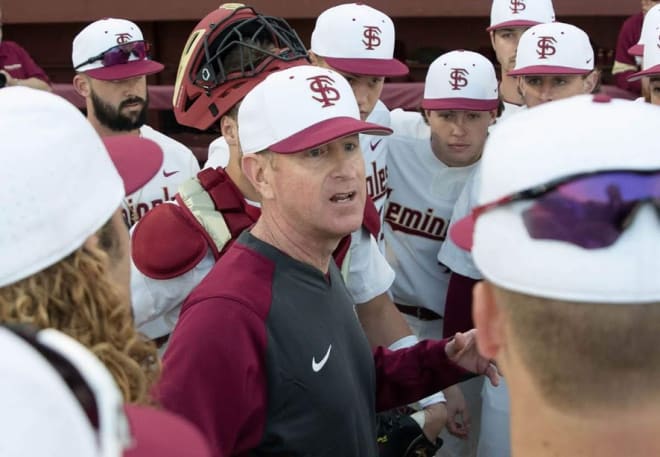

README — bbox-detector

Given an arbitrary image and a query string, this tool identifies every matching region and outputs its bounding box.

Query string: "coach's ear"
[241,152,275,200]
[73,74,91,98]
[472,281,505,361]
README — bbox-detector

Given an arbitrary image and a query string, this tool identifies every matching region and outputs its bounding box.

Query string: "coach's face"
[490,27,527,73]
[519,73,597,108]
[247,135,366,242]
[426,109,496,167]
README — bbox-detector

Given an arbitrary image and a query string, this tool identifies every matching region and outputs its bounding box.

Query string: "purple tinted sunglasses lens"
[102,41,148,67]
[522,172,659,249]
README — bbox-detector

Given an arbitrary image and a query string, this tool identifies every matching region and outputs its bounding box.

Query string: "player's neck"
[509,371,660,457]
[250,212,335,274]
[499,75,523,106]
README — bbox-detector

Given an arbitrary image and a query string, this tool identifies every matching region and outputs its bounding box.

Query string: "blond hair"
[496,286,660,413]
[0,221,160,404]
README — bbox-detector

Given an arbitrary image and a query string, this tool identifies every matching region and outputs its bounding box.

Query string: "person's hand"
[445,329,499,386]
[421,402,448,442]
[443,384,470,439]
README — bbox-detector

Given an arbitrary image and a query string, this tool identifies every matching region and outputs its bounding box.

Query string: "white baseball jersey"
[389,108,430,139]
[500,101,525,123]
[132,204,394,339]
[204,136,229,169]
[121,125,200,226]
[384,127,477,316]
[437,164,483,279]
[361,100,391,221]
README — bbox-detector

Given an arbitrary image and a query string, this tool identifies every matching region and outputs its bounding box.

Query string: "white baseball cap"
[0,324,212,457]
[450,94,660,304]
[311,3,408,76]
[629,4,660,57]
[238,65,392,154]
[488,0,555,31]
[629,27,660,80]
[72,18,164,80]
[509,22,594,76]
[422,50,499,111]
[0,87,163,288]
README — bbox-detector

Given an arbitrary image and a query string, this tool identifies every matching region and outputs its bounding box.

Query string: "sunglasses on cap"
[6,323,133,456]
[75,41,151,70]
[472,169,659,249]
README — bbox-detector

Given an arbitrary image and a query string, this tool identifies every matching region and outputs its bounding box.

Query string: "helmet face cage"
[193,9,308,92]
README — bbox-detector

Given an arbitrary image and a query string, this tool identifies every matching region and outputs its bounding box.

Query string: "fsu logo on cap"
[510,0,526,14]
[449,68,469,91]
[115,33,133,44]
[308,75,341,107]
[536,36,557,59]
[362,26,382,50]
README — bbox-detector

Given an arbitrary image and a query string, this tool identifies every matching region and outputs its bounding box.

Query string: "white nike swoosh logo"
[312,344,332,372]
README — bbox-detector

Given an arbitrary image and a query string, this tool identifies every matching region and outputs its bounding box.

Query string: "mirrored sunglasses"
[75,41,150,70]
[473,170,660,249]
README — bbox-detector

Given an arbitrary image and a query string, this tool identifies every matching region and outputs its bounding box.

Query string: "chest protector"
[132,167,381,281]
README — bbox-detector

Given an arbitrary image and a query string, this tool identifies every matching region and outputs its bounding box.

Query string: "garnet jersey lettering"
[384,123,476,316]
[121,125,200,227]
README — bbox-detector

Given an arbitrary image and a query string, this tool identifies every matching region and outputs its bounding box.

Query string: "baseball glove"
[376,407,443,457]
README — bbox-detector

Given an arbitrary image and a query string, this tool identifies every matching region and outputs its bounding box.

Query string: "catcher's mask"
[173,3,310,130]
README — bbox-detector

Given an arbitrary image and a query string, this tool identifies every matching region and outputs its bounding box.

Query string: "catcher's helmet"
[173,3,309,130]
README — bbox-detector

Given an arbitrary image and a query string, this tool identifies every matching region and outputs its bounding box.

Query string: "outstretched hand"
[445,329,499,386]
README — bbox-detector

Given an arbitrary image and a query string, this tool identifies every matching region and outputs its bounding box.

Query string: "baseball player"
[612,0,660,94]
[452,94,660,457]
[1,324,212,457]
[158,63,498,457]
[440,21,600,457]
[72,18,200,227]
[384,50,499,457]
[487,0,555,119]
[624,3,660,102]
[628,24,660,105]
[0,86,162,404]
[512,22,599,108]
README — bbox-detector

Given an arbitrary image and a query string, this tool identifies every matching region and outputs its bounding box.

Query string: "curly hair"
[0,219,160,405]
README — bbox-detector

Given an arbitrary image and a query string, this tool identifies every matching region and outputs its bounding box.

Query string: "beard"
[91,90,149,132]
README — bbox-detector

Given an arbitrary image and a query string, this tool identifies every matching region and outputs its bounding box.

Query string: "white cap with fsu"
[311,3,408,76]
[488,0,555,31]
[238,65,392,154]
[422,50,499,111]
[509,22,594,76]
